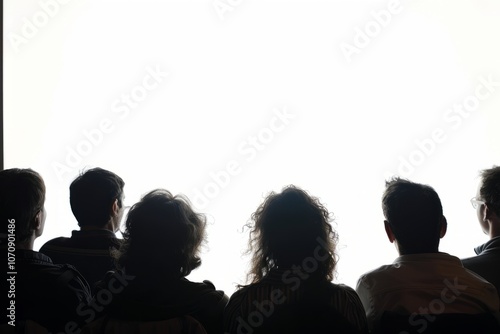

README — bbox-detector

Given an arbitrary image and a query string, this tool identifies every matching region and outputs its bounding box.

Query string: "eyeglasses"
[470,197,485,209]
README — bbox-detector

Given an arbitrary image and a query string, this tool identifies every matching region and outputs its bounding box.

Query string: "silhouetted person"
[462,166,500,300]
[0,168,91,332]
[85,189,228,334]
[356,177,499,332]
[223,185,368,334]
[40,167,125,290]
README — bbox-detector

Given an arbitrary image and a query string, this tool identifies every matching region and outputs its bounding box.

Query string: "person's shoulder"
[201,279,216,290]
[438,254,497,292]
[461,254,476,263]
[28,260,91,297]
[40,236,72,249]
[461,249,496,269]
[357,263,395,282]
[354,263,402,296]
[23,252,77,275]
[182,279,229,303]
[227,284,250,301]
[329,282,357,293]
[461,265,497,286]
[461,253,482,271]
[323,282,363,301]
[202,279,229,299]
[228,281,266,297]
[175,279,229,319]
[50,263,89,285]
[456,267,500,309]
[187,279,222,292]
[225,283,261,310]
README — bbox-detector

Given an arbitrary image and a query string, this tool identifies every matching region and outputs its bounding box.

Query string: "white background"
[4,0,500,297]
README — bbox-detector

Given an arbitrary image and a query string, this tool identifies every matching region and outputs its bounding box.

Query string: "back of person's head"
[116,189,206,277]
[246,185,337,283]
[382,177,444,254]
[479,166,500,218]
[70,167,124,227]
[0,168,45,244]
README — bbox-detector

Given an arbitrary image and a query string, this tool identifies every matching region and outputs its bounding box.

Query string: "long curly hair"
[115,189,206,277]
[245,185,338,284]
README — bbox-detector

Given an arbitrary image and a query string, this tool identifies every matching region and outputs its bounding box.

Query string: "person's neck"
[16,239,35,250]
[489,221,500,239]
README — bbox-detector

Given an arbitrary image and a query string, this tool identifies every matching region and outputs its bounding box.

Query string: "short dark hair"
[70,168,124,227]
[382,177,443,253]
[479,166,500,217]
[246,185,338,284]
[0,168,45,243]
[115,189,206,277]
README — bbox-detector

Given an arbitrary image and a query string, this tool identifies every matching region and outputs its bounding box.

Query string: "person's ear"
[32,209,46,236]
[33,210,42,229]
[439,215,447,239]
[111,199,119,216]
[484,204,493,221]
[384,220,396,243]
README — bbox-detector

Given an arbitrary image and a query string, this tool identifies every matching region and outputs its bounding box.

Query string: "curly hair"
[114,189,206,277]
[245,185,338,284]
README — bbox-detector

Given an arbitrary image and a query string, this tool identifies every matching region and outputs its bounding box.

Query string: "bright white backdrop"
[4,0,500,297]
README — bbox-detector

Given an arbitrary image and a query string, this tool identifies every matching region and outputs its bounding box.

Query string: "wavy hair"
[245,185,338,284]
[115,189,206,277]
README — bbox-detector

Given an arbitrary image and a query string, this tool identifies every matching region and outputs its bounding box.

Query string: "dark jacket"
[462,236,500,299]
[1,249,92,332]
[89,270,228,334]
[40,229,121,290]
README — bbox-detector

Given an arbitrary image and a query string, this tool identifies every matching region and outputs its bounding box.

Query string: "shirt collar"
[393,252,459,265]
[474,236,500,255]
[71,229,118,238]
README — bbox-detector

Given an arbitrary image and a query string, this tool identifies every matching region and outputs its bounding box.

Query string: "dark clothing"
[462,236,500,300]
[89,270,228,334]
[40,229,121,290]
[223,269,368,334]
[1,249,92,332]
